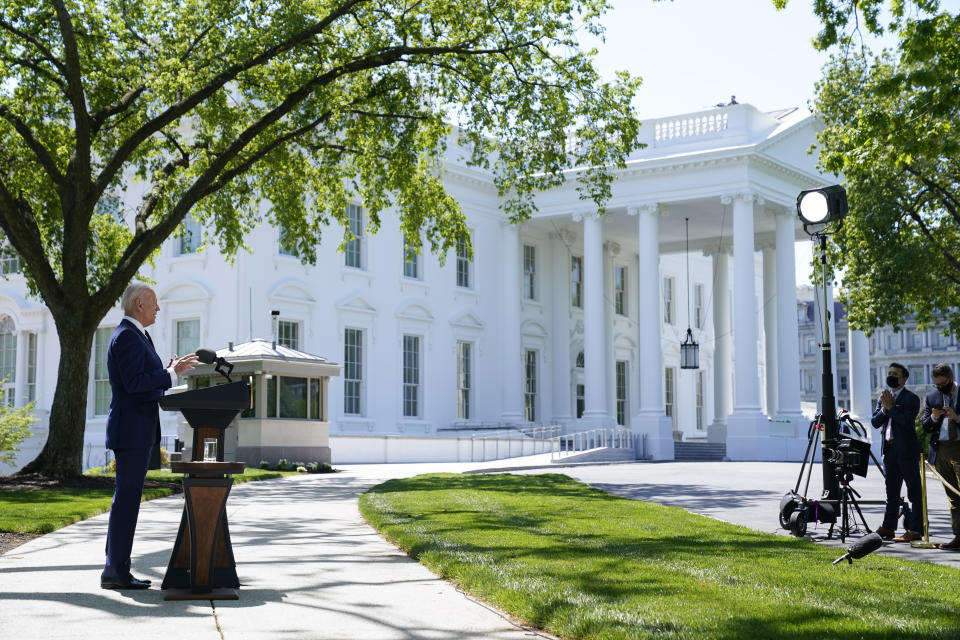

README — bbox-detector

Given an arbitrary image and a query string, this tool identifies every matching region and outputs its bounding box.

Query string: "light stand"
[797,185,848,502]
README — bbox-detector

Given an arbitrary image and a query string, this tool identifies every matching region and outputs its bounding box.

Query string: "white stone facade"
[0,104,834,472]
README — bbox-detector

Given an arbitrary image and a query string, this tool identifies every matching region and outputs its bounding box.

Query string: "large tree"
[0,0,640,477]
[778,0,960,334]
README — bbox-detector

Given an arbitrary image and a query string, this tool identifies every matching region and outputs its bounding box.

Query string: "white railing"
[469,425,562,462]
[653,111,728,143]
[550,427,638,462]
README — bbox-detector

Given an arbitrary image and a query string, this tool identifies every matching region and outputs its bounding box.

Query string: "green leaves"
[0,0,640,321]
[810,8,960,335]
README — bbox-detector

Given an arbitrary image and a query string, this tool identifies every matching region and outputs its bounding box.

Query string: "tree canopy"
[0,0,641,476]
[788,0,960,334]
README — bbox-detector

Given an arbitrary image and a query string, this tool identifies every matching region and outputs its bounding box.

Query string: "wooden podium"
[159,381,250,600]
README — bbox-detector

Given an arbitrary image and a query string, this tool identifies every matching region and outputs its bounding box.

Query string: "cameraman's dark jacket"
[921,388,959,464]
[871,388,921,459]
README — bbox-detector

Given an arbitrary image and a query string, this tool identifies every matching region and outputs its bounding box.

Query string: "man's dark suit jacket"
[105,319,172,450]
[871,387,921,459]
[921,386,959,463]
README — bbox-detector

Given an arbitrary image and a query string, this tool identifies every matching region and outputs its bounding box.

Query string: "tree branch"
[90,86,146,135]
[0,54,68,94]
[902,197,960,283]
[0,17,67,76]
[49,0,91,177]
[0,181,65,307]
[0,104,64,185]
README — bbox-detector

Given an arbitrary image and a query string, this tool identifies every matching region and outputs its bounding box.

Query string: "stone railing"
[653,110,729,143]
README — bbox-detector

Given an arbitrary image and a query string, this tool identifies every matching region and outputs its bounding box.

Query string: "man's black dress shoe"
[101,576,151,590]
[939,536,960,551]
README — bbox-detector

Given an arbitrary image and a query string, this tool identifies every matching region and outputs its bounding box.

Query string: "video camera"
[822,437,871,478]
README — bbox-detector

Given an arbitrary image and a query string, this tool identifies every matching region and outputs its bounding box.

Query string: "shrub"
[296,465,307,473]
[276,458,292,471]
[306,462,319,473]
[0,400,38,465]
[259,460,271,469]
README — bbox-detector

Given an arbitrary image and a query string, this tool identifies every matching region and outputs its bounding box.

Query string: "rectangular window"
[576,383,585,419]
[279,376,308,418]
[887,333,899,352]
[277,320,299,350]
[402,335,420,417]
[309,379,322,420]
[696,371,705,430]
[932,330,946,349]
[694,283,704,329]
[457,341,472,420]
[909,330,924,351]
[175,319,200,359]
[344,328,363,415]
[456,234,472,288]
[837,338,847,355]
[523,244,536,300]
[524,349,538,422]
[26,332,36,403]
[871,370,878,390]
[177,216,202,255]
[403,235,419,279]
[570,256,583,308]
[345,204,363,268]
[615,360,627,426]
[267,375,277,417]
[93,327,113,415]
[0,244,20,275]
[614,266,627,316]
[839,374,849,393]
[278,223,298,257]
[664,366,676,428]
[797,305,807,324]
[806,338,817,355]
[663,276,675,324]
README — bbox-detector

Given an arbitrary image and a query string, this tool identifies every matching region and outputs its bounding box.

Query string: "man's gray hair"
[121,283,154,315]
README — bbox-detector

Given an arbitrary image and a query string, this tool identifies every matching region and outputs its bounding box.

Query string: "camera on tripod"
[822,436,870,479]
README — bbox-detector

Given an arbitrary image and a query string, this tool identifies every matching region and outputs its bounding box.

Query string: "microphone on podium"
[195,348,234,383]
[832,532,883,565]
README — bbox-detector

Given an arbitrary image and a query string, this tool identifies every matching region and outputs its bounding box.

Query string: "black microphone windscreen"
[849,533,883,559]
[195,348,217,364]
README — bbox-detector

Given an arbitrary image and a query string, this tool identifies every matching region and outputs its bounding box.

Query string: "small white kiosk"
[178,339,341,465]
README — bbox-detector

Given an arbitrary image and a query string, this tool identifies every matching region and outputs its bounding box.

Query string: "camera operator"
[871,363,923,542]
[922,363,960,551]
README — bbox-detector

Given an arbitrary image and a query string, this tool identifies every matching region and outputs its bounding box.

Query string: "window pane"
[93,326,113,415]
[279,376,308,418]
[267,376,277,417]
[344,328,363,415]
[176,319,200,356]
[345,204,363,268]
[279,223,298,256]
[309,379,321,420]
[403,235,419,278]
[615,361,627,426]
[278,320,299,350]
[457,341,471,420]
[456,235,471,288]
[523,245,536,300]
[178,216,202,254]
[26,332,36,402]
[403,335,420,417]
[571,256,582,308]
[524,349,537,422]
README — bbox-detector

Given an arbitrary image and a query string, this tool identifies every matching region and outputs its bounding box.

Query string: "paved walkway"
[2,459,958,639]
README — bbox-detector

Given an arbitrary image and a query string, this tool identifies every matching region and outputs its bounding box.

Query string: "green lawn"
[1,467,297,534]
[359,473,960,640]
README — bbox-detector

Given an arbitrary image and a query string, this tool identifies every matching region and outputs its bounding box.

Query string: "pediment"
[158,280,212,303]
[521,320,548,337]
[396,300,434,322]
[449,311,484,330]
[268,279,316,304]
[335,291,377,314]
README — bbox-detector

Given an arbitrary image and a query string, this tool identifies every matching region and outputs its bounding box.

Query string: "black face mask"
[887,375,902,388]
[937,381,954,394]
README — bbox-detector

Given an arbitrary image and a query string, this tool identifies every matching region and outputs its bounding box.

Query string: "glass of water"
[203,438,218,462]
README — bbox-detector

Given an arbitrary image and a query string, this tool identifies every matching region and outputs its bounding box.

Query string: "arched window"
[0,316,16,405]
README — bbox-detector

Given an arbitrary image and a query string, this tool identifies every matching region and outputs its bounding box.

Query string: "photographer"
[871,363,922,542]
[922,363,960,551]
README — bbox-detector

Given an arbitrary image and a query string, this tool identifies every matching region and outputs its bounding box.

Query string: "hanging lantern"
[680,217,700,370]
[681,328,699,370]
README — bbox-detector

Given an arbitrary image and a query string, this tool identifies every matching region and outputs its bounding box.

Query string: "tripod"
[828,467,870,543]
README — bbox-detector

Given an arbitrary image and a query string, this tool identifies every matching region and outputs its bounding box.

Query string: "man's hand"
[172,354,199,375]
[881,388,895,412]
[945,406,958,422]
[932,406,946,421]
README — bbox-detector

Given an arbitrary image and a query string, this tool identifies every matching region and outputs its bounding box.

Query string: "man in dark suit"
[871,362,923,542]
[922,363,960,550]
[101,283,198,590]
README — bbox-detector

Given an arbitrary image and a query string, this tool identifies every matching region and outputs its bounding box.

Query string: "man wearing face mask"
[921,363,960,550]
[871,362,923,542]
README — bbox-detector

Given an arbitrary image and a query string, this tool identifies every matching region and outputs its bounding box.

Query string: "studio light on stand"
[797,185,848,500]
[680,217,699,370]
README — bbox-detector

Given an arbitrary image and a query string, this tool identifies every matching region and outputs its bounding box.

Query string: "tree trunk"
[17,321,96,478]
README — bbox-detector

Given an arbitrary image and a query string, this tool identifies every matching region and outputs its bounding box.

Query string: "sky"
[580,0,959,286]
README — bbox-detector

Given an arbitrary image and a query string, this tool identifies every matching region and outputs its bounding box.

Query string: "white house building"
[0,103,841,472]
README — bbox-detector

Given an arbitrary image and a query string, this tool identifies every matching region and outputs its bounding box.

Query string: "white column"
[581,212,611,424]
[604,241,619,419]
[500,222,524,423]
[761,242,777,417]
[726,192,769,460]
[629,204,673,459]
[775,209,803,421]
[551,228,574,425]
[706,245,732,440]
[14,331,27,407]
[849,329,872,423]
